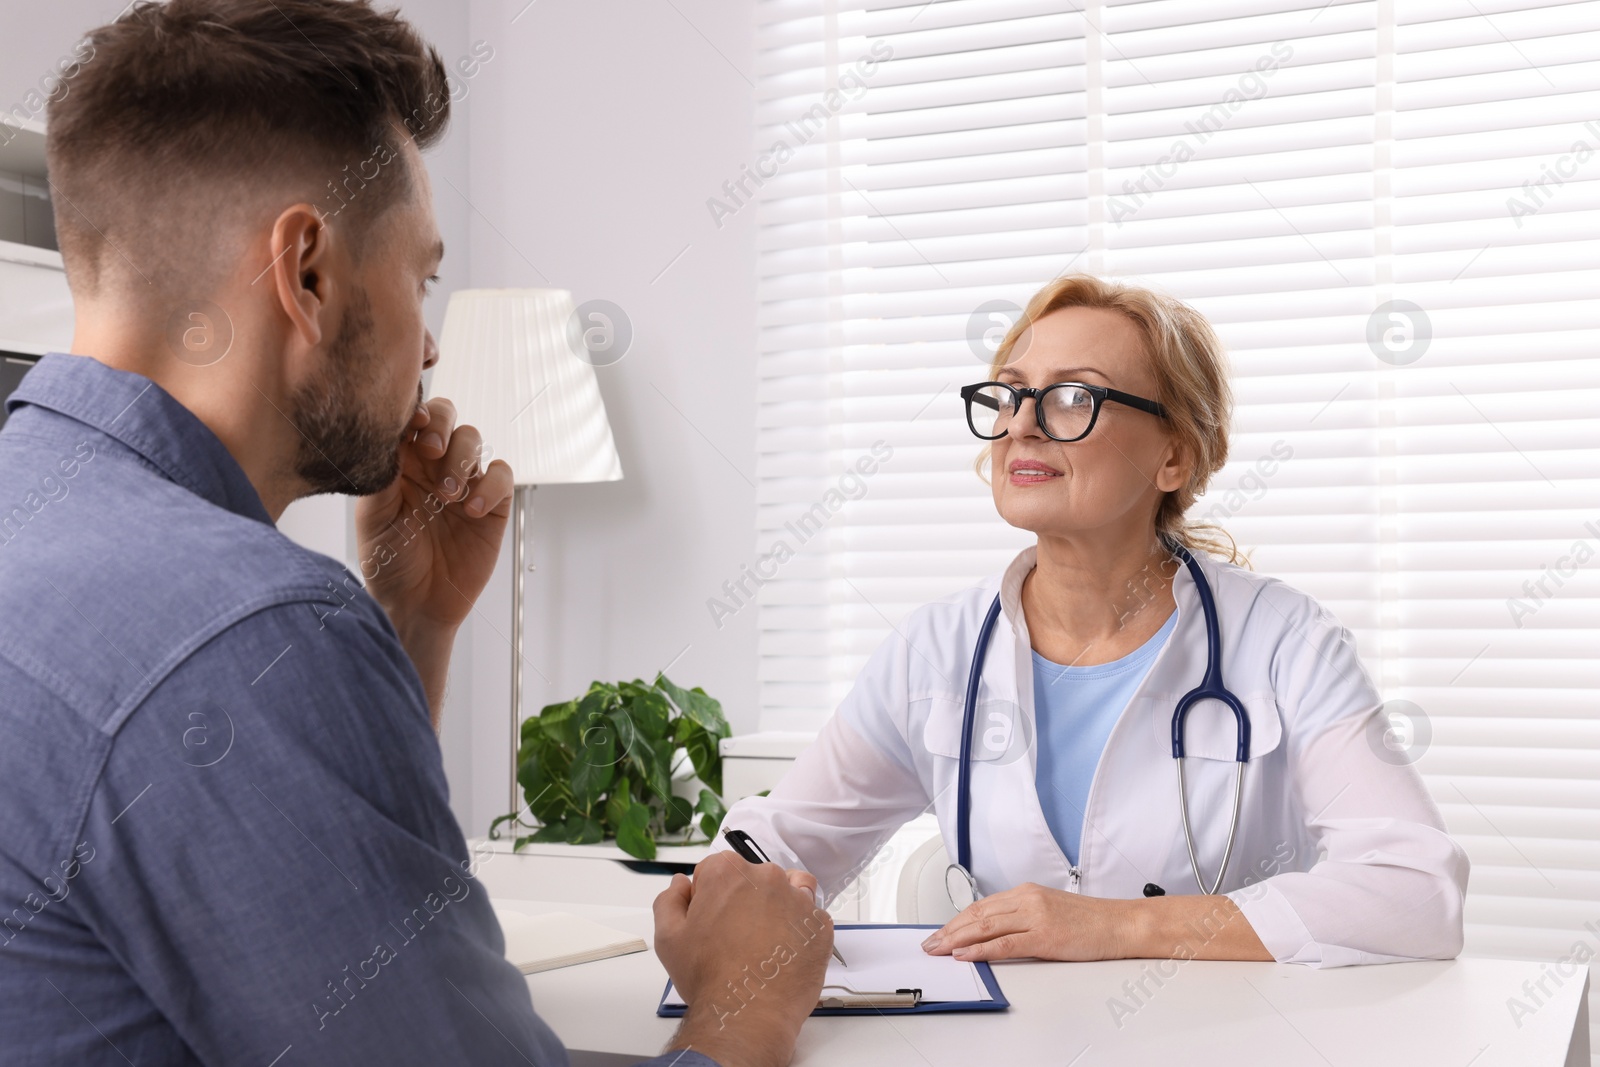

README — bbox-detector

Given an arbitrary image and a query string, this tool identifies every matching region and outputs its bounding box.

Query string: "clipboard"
[656,923,1010,1017]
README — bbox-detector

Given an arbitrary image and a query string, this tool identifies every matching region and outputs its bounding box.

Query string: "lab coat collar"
[991,540,1267,784]
[994,539,1207,659]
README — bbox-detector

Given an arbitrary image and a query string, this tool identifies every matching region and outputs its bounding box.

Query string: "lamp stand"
[510,484,534,815]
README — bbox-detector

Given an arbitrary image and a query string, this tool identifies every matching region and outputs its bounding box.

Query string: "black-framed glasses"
[960,381,1168,442]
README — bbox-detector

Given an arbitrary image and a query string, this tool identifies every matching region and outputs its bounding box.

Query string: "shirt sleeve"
[1225,592,1470,967]
[717,628,933,903]
[62,596,605,1065]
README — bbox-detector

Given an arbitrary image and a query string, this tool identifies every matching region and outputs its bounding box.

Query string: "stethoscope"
[944,538,1251,910]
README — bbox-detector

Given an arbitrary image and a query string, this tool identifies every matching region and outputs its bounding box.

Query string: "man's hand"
[653,853,832,1067]
[920,884,1270,963]
[355,397,514,721]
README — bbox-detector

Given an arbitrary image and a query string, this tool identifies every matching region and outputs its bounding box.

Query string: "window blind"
[753,0,1600,1049]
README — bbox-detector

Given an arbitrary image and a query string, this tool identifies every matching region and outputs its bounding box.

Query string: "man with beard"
[0,2,831,1066]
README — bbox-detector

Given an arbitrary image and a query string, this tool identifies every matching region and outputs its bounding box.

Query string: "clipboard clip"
[818,985,923,1009]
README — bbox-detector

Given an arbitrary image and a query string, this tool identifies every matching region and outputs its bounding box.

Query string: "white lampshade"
[430,288,622,486]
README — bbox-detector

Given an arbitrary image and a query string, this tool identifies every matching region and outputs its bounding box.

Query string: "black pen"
[723,828,848,967]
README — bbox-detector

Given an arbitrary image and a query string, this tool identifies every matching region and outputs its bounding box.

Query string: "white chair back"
[895,833,960,925]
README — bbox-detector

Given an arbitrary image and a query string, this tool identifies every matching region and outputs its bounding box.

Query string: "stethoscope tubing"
[951,539,1250,904]
[955,594,1005,874]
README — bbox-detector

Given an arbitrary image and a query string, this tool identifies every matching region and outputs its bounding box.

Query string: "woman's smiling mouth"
[1008,458,1062,485]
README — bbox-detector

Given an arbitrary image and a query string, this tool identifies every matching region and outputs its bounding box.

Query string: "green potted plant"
[489,674,730,861]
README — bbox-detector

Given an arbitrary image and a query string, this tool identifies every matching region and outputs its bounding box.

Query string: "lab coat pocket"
[919,695,1031,766]
[1158,691,1283,763]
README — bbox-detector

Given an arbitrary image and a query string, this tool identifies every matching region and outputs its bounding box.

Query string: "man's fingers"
[435,422,485,499]
[786,868,819,896]
[416,396,458,456]
[462,459,514,518]
[652,872,693,935]
[690,849,745,891]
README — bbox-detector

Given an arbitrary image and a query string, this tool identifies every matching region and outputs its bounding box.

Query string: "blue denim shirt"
[0,354,712,1067]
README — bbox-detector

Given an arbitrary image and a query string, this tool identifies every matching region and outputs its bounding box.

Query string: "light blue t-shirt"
[1032,609,1178,868]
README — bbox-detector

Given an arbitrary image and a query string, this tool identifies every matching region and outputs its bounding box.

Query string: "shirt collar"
[7,353,273,525]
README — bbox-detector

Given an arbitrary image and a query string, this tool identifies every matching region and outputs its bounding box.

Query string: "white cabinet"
[0,119,71,356]
[467,731,942,923]
[720,731,942,923]
[719,730,816,801]
[0,253,72,355]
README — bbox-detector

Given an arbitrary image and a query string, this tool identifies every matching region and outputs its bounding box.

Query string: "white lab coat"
[720,545,1469,967]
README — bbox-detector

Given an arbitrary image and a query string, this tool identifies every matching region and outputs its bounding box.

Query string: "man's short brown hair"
[47,0,451,296]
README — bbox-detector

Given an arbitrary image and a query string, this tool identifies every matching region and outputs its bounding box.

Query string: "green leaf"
[627,737,672,805]
[608,706,643,769]
[517,748,573,824]
[570,745,615,810]
[542,705,583,752]
[621,684,672,741]
[516,677,729,852]
[487,812,519,840]
[567,816,604,845]
[539,699,577,734]
[511,834,538,852]
[615,802,656,860]
[695,788,727,840]
[604,777,632,830]
[681,722,722,797]
[577,685,617,723]
[570,697,621,807]
[663,794,694,834]
[530,820,569,843]
[655,674,729,737]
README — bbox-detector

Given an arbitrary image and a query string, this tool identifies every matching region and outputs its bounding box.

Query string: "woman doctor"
[718,274,1468,968]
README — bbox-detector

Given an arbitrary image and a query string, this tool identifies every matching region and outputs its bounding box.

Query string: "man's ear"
[269,204,338,348]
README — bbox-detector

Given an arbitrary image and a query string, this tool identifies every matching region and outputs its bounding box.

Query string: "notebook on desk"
[657,924,1009,1016]
[492,907,647,974]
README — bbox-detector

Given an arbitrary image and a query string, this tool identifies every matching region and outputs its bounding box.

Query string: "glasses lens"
[1041,385,1095,441]
[967,384,1015,439]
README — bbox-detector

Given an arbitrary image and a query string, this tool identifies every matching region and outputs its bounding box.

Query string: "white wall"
[448,0,760,838]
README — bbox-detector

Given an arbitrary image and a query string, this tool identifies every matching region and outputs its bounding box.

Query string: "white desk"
[495,897,1589,1067]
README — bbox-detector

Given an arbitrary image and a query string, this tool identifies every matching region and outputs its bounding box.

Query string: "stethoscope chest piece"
[1166,539,1251,896]
[952,537,1254,901]
[944,862,979,911]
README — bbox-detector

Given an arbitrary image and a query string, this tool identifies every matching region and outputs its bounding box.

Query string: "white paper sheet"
[664,926,990,1007]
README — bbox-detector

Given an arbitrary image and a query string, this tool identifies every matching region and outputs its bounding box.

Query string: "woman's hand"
[920,885,1273,963]
[920,883,1135,962]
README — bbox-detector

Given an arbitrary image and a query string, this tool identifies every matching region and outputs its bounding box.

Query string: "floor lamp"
[430,289,623,814]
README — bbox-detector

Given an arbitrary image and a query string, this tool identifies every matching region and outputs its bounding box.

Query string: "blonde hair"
[978,273,1244,565]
